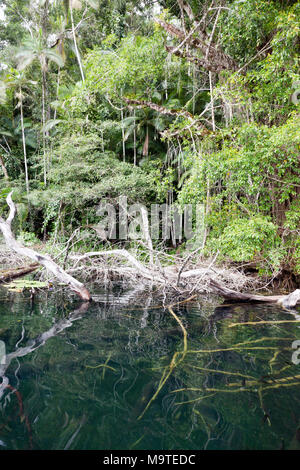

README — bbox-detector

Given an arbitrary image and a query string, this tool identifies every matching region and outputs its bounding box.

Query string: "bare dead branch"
[156,17,236,73]
[0,192,91,300]
[124,98,207,133]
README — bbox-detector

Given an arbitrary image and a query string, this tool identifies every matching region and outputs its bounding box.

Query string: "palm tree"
[16,36,64,185]
[0,114,37,183]
[4,70,37,196]
[123,108,167,163]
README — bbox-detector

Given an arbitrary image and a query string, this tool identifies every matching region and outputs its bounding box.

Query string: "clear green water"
[0,285,300,450]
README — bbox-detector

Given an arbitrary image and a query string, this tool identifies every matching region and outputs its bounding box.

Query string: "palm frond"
[0,82,6,104]
[45,49,65,68]
[43,119,63,133]
[86,0,99,8]
[16,54,35,70]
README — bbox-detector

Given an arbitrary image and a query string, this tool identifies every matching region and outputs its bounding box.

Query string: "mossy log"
[0,264,39,283]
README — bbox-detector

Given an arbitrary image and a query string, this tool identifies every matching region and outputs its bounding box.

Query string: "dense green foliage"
[0,0,299,278]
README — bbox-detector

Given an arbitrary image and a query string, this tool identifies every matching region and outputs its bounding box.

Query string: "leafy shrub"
[211,216,279,263]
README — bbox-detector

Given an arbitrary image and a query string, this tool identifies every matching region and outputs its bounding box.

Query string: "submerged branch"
[137,304,188,420]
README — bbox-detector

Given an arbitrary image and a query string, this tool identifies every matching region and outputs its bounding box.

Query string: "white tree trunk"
[70,4,85,82]
[20,89,29,196]
[0,192,91,300]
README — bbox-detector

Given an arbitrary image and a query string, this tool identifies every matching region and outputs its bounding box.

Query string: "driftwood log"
[209,279,300,308]
[0,263,39,282]
[0,192,91,301]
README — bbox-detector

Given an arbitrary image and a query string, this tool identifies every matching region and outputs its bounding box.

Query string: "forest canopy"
[0,0,299,279]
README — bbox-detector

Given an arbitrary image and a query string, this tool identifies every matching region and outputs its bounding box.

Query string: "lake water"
[0,285,300,450]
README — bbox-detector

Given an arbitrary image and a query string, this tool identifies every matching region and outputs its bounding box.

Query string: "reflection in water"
[0,302,90,398]
[0,286,299,450]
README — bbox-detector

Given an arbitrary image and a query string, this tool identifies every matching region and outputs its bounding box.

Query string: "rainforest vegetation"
[1,2,300,453]
[0,0,299,285]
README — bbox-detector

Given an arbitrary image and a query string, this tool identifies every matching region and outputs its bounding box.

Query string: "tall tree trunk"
[121,104,126,162]
[133,108,137,166]
[40,0,50,184]
[53,67,61,122]
[143,125,149,159]
[20,87,29,196]
[209,71,215,132]
[42,67,47,186]
[41,0,50,38]
[70,3,85,82]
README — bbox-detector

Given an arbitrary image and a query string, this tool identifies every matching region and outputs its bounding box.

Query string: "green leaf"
[5,280,49,292]
[43,119,63,133]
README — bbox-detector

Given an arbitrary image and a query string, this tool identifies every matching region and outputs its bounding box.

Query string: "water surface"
[0,285,299,450]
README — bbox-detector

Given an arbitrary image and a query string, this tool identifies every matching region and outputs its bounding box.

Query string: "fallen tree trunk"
[0,192,91,301]
[209,279,300,308]
[0,263,39,283]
